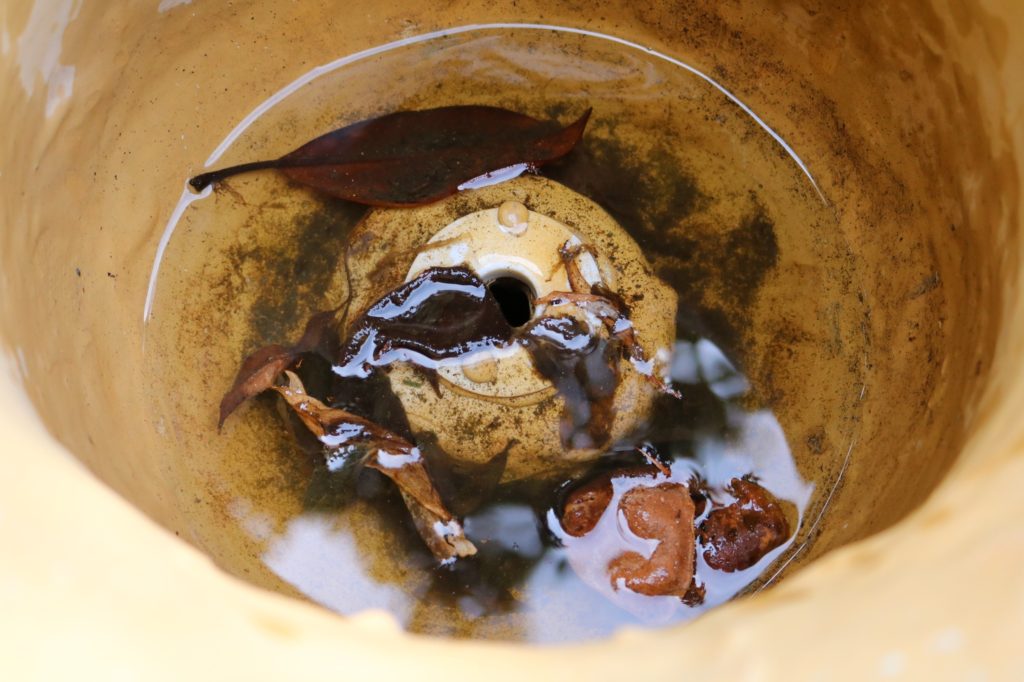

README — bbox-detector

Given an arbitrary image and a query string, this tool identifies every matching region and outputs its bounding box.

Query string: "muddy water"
[143,26,862,641]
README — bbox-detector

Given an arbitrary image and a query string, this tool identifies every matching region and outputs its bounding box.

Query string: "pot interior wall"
[0,0,1009,637]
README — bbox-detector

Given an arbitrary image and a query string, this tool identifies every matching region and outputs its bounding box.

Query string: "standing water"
[143,26,863,641]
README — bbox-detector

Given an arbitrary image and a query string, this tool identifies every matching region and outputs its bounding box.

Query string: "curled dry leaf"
[190,105,591,207]
[273,372,475,562]
[218,309,338,427]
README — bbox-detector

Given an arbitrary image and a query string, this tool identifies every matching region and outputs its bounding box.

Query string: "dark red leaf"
[189,106,591,206]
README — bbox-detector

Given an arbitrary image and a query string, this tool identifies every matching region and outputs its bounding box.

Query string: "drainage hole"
[487,276,535,327]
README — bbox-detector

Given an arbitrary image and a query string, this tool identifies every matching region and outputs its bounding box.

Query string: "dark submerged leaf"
[335,266,513,377]
[416,433,513,518]
[189,105,591,207]
[520,315,620,451]
[303,460,361,510]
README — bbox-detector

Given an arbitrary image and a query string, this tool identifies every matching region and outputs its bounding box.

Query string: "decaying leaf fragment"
[548,239,680,397]
[698,478,790,572]
[560,467,697,600]
[190,105,591,207]
[523,314,620,450]
[274,372,476,562]
[523,251,678,450]
[218,309,337,428]
[609,483,696,597]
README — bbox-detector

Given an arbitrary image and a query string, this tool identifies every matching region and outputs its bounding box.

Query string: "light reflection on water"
[263,514,416,623]
[246,335,813,642]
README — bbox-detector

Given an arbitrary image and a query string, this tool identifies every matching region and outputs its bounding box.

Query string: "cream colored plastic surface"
[360,177,677,480]
[1,0,1022,679]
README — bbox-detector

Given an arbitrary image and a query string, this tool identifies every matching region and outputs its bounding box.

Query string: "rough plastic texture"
[1,0,1023,678]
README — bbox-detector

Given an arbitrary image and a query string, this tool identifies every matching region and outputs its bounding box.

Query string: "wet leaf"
[273,372,476,561]
[698,478,790,572]
[560,472,616,538]
[521,315,619,450]
[217,343,293,428]
[559,467,698,601]
[524,266,678,450]
[400,491,478,564]
[609,483,696,597]
[336,265,513,376]
[190,106,591,207]
[218,309,338,427]
[559,465,660,538]
[416,432,512,518]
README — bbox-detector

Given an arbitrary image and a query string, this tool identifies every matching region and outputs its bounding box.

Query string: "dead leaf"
[218,309,338,427]
[336,266,512,376]
[400,491,477,564]
[608,483,696,597]
[273,372,475,561]
[190,106,591,207]
[698,478,790,572]
[521,315,619,450]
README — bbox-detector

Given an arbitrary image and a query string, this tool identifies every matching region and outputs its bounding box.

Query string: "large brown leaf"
[189,106,591,206]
